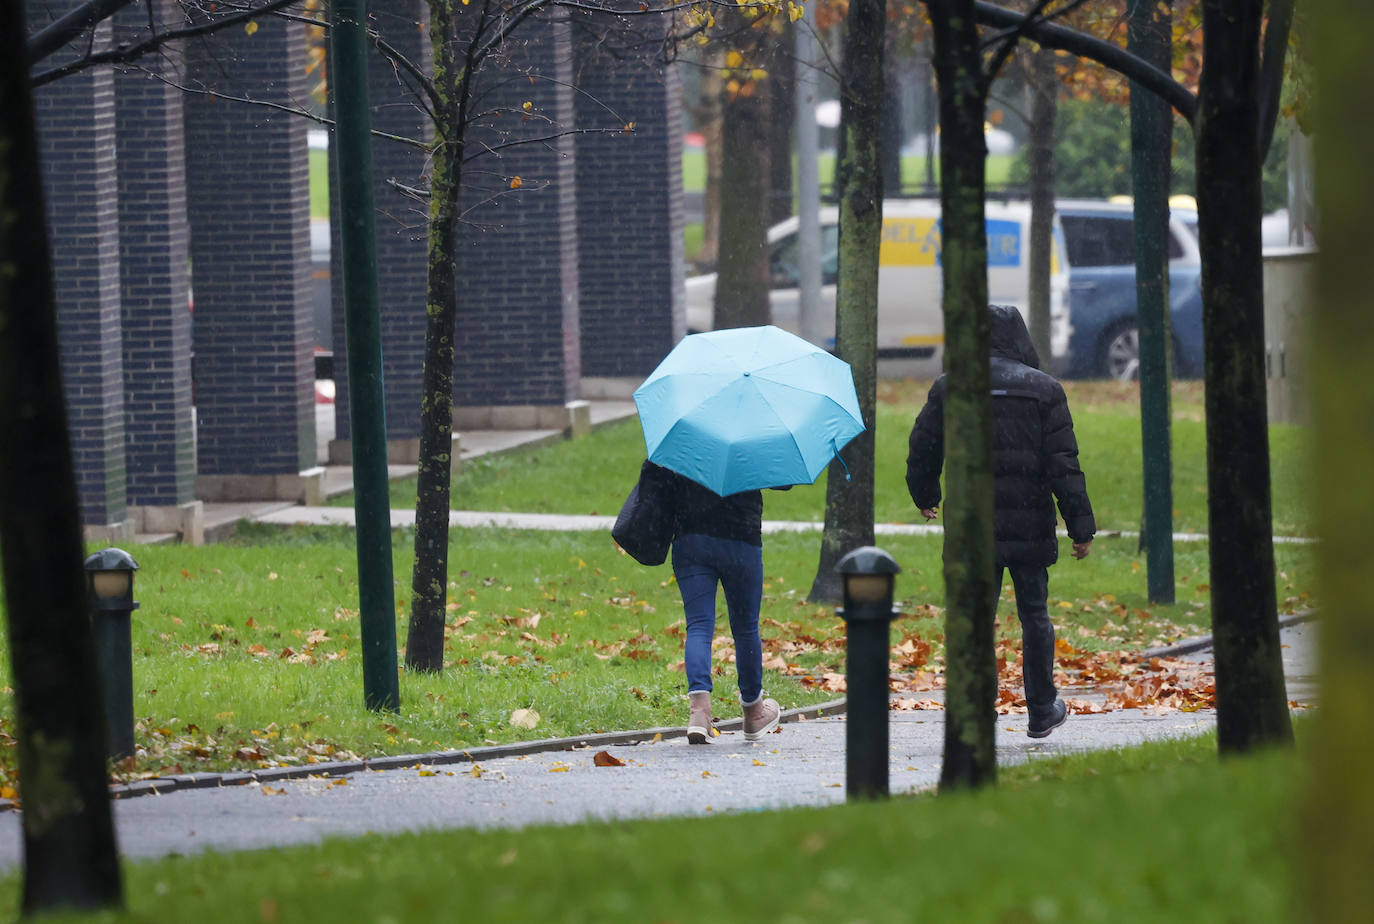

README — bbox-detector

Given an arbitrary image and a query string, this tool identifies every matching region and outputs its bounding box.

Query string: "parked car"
[684,198,1072,366]
[1056,199,1204,380]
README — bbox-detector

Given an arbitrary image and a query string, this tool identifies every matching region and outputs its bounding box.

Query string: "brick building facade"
[30,5,683,538]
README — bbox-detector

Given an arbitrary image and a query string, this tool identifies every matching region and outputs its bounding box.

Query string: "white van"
[684,199,1072,364]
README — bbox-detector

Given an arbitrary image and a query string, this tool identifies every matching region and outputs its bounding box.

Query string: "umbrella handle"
[832,440,852,482]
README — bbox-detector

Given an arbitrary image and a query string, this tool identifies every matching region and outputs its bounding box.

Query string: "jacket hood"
[988,304,1040,370]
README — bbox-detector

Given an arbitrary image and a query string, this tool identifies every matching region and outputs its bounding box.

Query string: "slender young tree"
[807,0,886,603]
[405,0,471,672]
[924,0,1000,791]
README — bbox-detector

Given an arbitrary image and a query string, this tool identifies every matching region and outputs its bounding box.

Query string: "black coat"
[905,305,1096,567]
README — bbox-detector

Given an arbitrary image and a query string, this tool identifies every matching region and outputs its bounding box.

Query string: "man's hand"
[1071,540,1092,560]
[920,507,939,521]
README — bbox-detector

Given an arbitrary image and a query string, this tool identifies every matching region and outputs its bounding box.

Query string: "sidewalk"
[0,620,1319,869]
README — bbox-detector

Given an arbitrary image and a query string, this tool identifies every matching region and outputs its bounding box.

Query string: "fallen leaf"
[593,750,625,767]
[509,708,540,729]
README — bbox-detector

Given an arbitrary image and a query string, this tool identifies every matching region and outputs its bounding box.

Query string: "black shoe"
[1028,699,1068,739]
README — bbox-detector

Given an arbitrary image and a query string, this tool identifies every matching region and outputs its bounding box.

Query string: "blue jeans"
[994,565,1057,711]
[671,533,765,703]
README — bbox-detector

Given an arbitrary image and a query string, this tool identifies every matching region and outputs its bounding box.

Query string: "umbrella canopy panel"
[634,326,864,496]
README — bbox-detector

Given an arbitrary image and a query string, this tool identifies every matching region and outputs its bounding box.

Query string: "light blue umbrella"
[633,325,865,496]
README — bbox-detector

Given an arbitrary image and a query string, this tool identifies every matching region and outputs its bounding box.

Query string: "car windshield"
[1061,213,1189,266]
[770,225,840,288]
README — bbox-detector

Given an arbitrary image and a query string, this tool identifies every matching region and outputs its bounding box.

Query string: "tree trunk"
[807,0,885,604]
[880,48,905,195]
[407,3,467,673]
[695,48,724,272]
[1025,47,1056,367]
[766,21,796,226]
[928,0,998,792]
[1195,0,1292,752]
[1302,1,1374,916]
[714,27,772,331]
[0,7,123,911]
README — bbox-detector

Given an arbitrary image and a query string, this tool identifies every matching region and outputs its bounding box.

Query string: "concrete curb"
[1141,608,1316,659]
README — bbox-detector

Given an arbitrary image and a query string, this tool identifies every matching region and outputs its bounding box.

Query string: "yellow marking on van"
[879,218,941,267]
[900,334,945,346]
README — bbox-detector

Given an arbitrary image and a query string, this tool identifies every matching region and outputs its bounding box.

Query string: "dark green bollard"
[836,546,901,801]
[84,548,139,761]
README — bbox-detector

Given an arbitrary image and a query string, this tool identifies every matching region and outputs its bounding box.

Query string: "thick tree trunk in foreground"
[807,0,885,604]
[407,2,467,672]
[928,0,998,792]
[1195,0,1292,753]
[0,6,123,911]
[1302,0,1374,918]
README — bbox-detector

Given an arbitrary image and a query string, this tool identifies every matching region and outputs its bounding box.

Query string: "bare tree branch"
[26,0,137,64]
[142,66,431,150]
[1258,0,1295,156]
[30,0,305,87]
[970,0,1197,123]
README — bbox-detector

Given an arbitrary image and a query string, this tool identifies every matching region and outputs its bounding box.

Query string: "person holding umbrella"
[630,326,866,743]
[657,463,785,743]
[905,304,1095,739]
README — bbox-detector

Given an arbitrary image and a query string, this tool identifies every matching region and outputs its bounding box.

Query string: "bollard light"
[836,545,901,801]
[84,548,139,761]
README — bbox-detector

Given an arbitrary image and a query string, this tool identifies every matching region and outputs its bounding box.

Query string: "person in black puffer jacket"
[905,304,1096,739]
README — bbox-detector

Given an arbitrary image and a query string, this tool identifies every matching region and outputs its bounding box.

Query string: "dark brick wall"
[571,14,685,377]
[452,9,581,408]
[184,16,316,475]
[28,8,128,528]
[114,0,196,507]
[331,1,433,443]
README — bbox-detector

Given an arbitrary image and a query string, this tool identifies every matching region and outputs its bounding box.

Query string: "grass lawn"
[309,147,328,220]
[0,728,1306,922]
[362,379,1313,539]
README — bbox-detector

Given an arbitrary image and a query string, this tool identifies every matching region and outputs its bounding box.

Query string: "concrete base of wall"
[328,434,462,475]
[580,377,640,400]
[196,467,327,505]
[129,500,205,545]
[83,519,135,543]
[454,401,591,438]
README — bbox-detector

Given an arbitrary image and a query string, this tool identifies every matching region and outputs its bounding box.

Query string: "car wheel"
[1098,323,1141,381]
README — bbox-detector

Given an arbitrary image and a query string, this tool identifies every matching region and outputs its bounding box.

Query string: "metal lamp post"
[836,545,901,800]
[83,548,138,761]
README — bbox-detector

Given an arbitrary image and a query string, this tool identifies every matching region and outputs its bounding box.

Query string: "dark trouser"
[994,564,1057,711]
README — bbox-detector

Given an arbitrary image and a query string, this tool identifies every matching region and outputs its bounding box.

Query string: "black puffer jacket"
[906,305,1095,567]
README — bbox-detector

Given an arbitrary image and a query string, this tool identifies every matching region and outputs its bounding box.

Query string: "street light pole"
[330,0,400,711]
